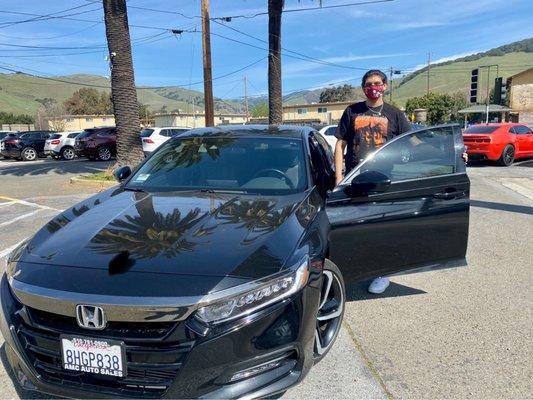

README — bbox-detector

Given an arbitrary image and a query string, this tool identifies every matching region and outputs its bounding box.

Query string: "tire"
[21,147,37,161]
[60,146,76,160]
[97,146,112,161]
[314,259,346,364]
[498,144,515,166]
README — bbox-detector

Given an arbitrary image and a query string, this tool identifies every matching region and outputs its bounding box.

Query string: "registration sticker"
[134,173,150,182]
[61,336,127,378]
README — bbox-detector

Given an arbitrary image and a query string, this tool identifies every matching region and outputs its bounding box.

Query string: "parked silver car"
[44,131,82,160]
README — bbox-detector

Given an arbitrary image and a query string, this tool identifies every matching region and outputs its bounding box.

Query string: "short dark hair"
[361,70,387,87]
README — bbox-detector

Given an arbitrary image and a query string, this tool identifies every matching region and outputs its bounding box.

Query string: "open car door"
[326,124,470,283]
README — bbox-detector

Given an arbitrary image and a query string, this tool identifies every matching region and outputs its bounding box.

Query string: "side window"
[68,133,79,139]
[515,125,532,134]
[351,126,457,183]
[325,126,337,136]
[171,129,187,136]
[309,134,335,195]
[509,127,517,134]
[313,131,334,166]
[160,129,172,137]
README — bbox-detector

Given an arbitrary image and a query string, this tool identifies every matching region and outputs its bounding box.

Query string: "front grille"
[14,306,194,398]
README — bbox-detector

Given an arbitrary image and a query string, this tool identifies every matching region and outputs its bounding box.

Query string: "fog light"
[15,368,36,390]
[230,356,287,382]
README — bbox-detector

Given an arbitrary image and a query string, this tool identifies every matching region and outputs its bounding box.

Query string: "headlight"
[195,257,309,324]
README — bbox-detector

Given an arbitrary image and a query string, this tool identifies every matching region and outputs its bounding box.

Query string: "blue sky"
[0,0,531,99]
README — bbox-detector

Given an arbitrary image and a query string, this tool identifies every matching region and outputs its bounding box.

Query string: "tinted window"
[140,128,154,138]
[127,137,307,194]
[67,132,81,139]
[171,129,188,137]
[464,126,499,134]
[514,125,532,134]
[48,134,62,139]
[324,127,337,136]
[160,129,172,137]
[351,126,456,182]
[20,132,39,139]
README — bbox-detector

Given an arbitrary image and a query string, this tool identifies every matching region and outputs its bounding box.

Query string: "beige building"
[508,67,533,126]
[282,101,354,124]
[47,115,115,131]
[154,112,247,128]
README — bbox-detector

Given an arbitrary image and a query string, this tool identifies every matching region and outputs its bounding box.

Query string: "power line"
[0,5,102,29]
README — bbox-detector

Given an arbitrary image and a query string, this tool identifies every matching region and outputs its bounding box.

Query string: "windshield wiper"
[200,189,248,194]
[123,187,149,193]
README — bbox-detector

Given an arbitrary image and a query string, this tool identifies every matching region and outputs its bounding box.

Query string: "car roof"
[179,124,311,139]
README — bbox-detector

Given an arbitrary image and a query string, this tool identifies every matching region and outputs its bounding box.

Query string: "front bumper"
[0,274,320,399]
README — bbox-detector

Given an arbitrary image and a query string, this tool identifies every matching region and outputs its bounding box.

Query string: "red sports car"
[463,123,533,166]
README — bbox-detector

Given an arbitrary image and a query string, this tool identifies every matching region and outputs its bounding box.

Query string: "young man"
[334,69,411,294]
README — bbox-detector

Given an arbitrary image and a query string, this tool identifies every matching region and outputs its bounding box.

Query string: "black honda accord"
[1,124,469,399]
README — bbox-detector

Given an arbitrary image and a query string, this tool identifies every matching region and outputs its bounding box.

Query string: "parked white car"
[318,125,339,151]
[141,126,190,156]
[44,131,82,160]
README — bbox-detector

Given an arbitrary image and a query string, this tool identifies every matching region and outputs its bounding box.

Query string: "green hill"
[0,73,245,116]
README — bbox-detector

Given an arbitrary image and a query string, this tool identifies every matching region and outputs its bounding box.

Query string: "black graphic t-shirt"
[335,101,411,172]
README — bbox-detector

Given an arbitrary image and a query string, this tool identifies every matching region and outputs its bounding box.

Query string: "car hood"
[18,188,315,280]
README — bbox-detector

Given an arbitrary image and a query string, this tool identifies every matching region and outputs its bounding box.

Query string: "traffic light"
[470,68,478,103]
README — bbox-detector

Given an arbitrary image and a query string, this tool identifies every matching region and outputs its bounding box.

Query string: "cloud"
[408,50,486,72]
[383,21,450,31]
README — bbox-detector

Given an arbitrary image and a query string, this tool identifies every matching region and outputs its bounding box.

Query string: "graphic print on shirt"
[353,115,388,161]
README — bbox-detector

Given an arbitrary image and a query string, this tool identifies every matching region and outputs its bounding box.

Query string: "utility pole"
[243,76,249,122]
[426,52,431,95]
[201,0,214,127]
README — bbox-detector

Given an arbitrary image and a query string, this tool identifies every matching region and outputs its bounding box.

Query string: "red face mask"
[363,84,384,100]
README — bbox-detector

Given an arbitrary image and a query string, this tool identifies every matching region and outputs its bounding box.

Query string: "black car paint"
[1,131,55,159]
[0,124,470,399]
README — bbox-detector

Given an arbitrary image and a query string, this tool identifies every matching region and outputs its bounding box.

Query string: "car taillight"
[5,140,16,145]
[50,139,61,145]
[143,138,154,144]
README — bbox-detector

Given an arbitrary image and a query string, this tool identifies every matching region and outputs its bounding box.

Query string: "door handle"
[433,190,465,200]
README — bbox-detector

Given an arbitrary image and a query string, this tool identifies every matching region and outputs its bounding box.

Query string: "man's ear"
[383,83,388,91]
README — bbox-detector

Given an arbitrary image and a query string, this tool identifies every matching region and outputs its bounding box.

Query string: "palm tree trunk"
[103,0,144,166]
[268,0,284,125]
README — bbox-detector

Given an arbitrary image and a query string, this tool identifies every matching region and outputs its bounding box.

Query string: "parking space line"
[0,210,42,228]
[0,201,16,208]
[0,195,62,211]
[0,239,27,259]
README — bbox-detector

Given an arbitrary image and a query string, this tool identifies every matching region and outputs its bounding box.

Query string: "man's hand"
[462,151,468,163]
[335,174,344,186]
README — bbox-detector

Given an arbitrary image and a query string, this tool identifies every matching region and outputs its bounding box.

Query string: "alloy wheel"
[62,148,75,160]
[314,270,344,357]
[504,147,514,165]
[98,147,112,161]
[23,148,37,161]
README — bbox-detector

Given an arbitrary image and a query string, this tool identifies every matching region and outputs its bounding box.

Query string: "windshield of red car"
[126,136,307,194]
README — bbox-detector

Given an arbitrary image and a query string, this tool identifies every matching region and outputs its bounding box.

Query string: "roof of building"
[458,104,512,114]
[509,67,533,80]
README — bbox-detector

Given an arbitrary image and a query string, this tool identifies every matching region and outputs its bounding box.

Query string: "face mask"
[363,85,384,100]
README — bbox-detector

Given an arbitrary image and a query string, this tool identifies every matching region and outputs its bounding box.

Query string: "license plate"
[61,335,127,377]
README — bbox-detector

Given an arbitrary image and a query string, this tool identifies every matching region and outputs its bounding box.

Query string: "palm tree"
[102,0,144,166]
[268,0,284,124]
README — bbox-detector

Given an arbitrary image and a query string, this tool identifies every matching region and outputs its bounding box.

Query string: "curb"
[69,177,117,190]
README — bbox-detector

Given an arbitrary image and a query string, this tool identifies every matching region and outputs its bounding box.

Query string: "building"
[154,112,247,128]
[508,67,533,126]
[46,115,115,131]
[282,101,355,124]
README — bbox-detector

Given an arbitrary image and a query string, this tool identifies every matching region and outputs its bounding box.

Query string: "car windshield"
[140,128,154,137]
[464,126,499,133]
[126,136,307,194]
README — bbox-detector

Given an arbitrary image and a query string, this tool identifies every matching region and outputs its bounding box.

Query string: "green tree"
[251,101,269,117]
[0,112,33,124]
[319,84,354,103]
[63,88,113,115]
[405,92,467,124]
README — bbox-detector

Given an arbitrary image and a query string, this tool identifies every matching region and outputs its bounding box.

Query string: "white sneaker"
[368,277,390,294]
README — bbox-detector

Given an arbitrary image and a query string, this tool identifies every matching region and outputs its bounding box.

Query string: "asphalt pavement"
[0,157,531,399]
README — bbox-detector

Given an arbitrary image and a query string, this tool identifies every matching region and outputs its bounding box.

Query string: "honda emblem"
[76,305,106,330]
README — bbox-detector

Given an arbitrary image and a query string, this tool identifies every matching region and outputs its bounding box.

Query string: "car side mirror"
[347,170,391,196]
[113,166,131,182]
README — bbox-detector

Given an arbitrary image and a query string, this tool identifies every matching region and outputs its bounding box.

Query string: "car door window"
[171,129,188,137]
[325,126,337,136]
[160,129,172,137]
[68,132,80,139]
[515,125,532,134]
[345,126,459,183]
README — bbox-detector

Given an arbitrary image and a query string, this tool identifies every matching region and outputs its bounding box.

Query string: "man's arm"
[335,139,347,185]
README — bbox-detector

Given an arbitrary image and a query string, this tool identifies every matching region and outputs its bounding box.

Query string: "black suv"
[1,130,56,161]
